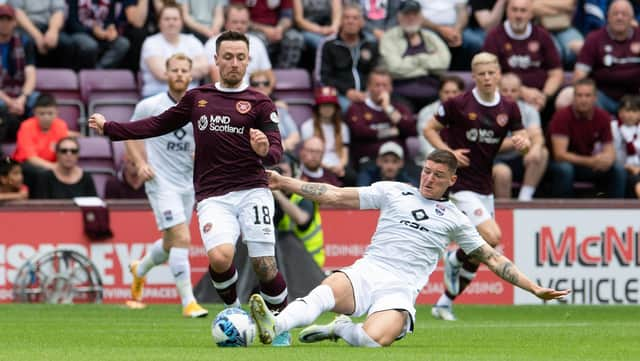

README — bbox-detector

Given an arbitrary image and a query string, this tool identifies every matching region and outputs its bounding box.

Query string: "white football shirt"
[358,181,486,292]
[130,92,195,192]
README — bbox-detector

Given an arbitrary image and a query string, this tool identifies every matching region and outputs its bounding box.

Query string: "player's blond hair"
[166,52,193,70]
[471,52,500,72]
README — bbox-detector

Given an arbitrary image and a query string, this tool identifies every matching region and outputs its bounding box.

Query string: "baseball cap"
[378,141,404,159]
[314,86,339,105]
[398,0,421,14]
[0,5,15,18]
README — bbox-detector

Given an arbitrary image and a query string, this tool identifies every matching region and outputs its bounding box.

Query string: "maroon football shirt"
[483,22,561,90]
[435,89,523,195]
[548,105,613,156]
[104,84,282,202]
[576,27,640,101]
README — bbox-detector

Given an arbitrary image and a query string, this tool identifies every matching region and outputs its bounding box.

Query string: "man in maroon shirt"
[299,136,341,187]
[346,67,416,166]
[482,0,563,113]
[424,52,530,321]
[230,0,303,68]
[89,31,292,345]
[548,78,626,198]
[574,0,640,115]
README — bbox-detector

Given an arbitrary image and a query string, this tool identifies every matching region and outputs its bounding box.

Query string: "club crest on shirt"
[236,100,251,114]
[203,222,213,233]
[468,112,477,120]
[631,42,640,54]
[364,112,373,121]
[528,41,539,53]
[604,44,613,53]
[496,113,508,127]
[435,204,446,216]
[361,48,372,61]
[474,208,483,217]
[197,99,208,108]
[270,111,279,123]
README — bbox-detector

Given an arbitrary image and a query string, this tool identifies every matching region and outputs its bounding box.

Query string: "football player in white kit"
[125,53,208,318]
[248,149,570,347]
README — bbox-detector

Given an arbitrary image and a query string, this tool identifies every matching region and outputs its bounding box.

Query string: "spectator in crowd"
[118,0,164,73]
[104,154,146,199]
[231,0,304,68]
[493,73,548,201]
[300,86,354,186]
[180,0,226,44]
[293,0,341,53]
[9,0,73,68]
[250,69,300,152]
[317,3,379,112]
[140,2,207,97]
[0,156,28,201]
[573,0,640,115]
[205,4,273,86]
[12,94,74,190]
[548,78,626,198]
[379,0,451,111]
[298,136,341,187]
[418,0,472,70]
[532,0,583,68]
[346,68,416,166]
[273,153,326,268]
[32,136,97,199]
[416,75,465,165]
[482,0,563,114]
[0,4,38,140]
[65,0,130,70]
[464,0,507,58]
[358,0,402,40]
[572,0,638,36]
[356,141,419,187]
[611,95,640,198]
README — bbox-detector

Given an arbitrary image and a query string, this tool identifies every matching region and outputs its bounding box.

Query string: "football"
[211,308,256,347]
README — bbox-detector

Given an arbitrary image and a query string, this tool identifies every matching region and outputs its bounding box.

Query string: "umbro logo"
[197,99,208,107]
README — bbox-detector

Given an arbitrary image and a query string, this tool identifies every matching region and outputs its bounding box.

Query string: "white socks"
[169,247,195,307]
[518,185,535,201]
[436,293,453,307]
[137,239,168,277]
[275,284,335,335]
[335,321,380,347]
[448,250,461,267]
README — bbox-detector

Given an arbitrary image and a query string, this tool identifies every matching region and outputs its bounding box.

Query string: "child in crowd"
[612,95,640,198]
[0,157,28,201]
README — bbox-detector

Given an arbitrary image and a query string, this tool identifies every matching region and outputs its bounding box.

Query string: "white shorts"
[449,190,494,226]
[147,188,195,231]
[339,259,416,338]
[196,188,276,257]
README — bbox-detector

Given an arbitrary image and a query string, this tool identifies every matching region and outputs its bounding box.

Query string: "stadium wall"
[0,200,638,305]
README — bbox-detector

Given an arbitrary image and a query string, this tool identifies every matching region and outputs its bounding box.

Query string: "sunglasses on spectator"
[250,80,270,87]
[58,148,79,154]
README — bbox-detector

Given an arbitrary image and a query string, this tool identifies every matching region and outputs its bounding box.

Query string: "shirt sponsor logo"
[197,115,245,134]
[197,100,208,108]
[465,128,501,144]
[507,55,541,69]
[236,101,251,114]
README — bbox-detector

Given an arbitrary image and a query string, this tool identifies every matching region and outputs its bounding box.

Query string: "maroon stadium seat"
[111,140,126,171]
[77,136,115,171]
[35,68,85,132]
[79,70,140,124]
[445,71,474,91]
[273,68,314,102]
[285,99,314,127]
[88,170,116,199]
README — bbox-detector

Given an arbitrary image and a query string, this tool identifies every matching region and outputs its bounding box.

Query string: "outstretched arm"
[266,170,360,209]
[469,244,571,300]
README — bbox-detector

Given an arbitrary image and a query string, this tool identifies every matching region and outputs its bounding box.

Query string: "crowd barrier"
[1,200,638,305]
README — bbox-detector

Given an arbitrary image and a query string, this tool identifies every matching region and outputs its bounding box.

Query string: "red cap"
[0,5,15,18]
[314,86,339,105]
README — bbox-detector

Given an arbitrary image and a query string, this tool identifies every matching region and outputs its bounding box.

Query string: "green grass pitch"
[2,304,637,361]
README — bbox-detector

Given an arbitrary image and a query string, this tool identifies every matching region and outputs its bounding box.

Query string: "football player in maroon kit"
[424,52,531,321]
[89,31,292,345]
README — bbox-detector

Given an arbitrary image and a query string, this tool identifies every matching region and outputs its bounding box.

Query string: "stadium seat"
[285,99,314,127]
[35,68,86,132]
[1,142,16,157]
[111,140,126,171]
[77,136,115,171]
[79,70,139,124]
[88,170,116,199]
[273,68,314,102]
[445,71,474,90]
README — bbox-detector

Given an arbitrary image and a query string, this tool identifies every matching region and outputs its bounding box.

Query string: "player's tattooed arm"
[251,256,278,281]
[300,183,327,197]
[469,244,523,289]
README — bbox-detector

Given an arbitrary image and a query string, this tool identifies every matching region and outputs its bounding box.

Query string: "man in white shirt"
[249,149,570,347]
